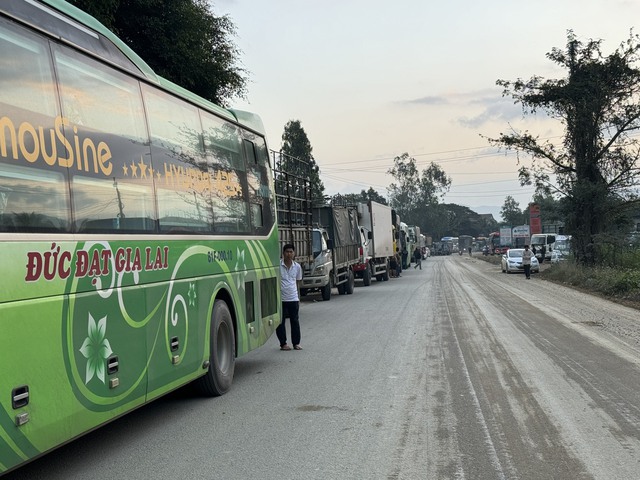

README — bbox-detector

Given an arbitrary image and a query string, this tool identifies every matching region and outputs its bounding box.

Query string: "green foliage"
[424,203,496,239]
[488,30,640,266]
[500,195,524,225]
[543,261,640,302]
[331,188,387,206]
[531,192,562,224]
[387,153,451,232]
[280,120,325,206]
[69,0,247,106]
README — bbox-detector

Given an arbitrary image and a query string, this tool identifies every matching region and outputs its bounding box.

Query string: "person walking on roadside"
[277,243,303,350]
[389,251,398,277]
[413,246,422,269]
[522,244,533,279]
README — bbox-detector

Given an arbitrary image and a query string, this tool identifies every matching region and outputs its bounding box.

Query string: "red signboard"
[529,203,541,234]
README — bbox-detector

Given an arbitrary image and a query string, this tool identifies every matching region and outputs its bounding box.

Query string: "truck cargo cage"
[272,150,313,263]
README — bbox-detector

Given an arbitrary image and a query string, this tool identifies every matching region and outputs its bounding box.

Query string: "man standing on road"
[522,244,533,279]
[277,243,303,351]
[413,246,422,269]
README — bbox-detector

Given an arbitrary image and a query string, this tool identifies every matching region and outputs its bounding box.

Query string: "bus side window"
[200,111,250,234]
[54,46,154,233]
[0,20,70,232]
[143,85,215,234]
[243,135,274,233]
[243,139,257,165]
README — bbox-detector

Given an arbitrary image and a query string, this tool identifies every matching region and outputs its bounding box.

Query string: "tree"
[69,0,247,106]
[281,120,325,206]
[331,188,387,206]
[387,153,451,232]
[488,30,640,265]
[531,192,563,225]
[500,195,524,225]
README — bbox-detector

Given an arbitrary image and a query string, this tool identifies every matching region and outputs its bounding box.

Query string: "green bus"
[0,0,280,474]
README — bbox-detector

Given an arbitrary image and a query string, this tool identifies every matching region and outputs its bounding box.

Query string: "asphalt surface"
[7,255,640,479]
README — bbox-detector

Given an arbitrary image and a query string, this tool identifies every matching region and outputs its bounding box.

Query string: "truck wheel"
[337,281,346,295]
[195,299,235,397]
[382,268,390,281]
[362,265,372,286]
[346,270,355,294]
[321,282,331,301]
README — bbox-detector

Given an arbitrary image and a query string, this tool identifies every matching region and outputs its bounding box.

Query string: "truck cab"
[352,225,373,285]
[530,233,556,262]
[300,228,333,300]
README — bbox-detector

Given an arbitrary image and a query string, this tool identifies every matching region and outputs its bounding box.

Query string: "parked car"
[550,250,568,264]
[501,248,540,274]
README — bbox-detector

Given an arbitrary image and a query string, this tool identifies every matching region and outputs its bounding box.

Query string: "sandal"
[280,344,292,351]
[293,345,302,350]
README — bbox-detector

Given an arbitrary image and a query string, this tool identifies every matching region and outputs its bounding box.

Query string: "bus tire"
[321,282,332,301]
[362,265,371,286]
[346,270,355,294]
[195,299,235,397]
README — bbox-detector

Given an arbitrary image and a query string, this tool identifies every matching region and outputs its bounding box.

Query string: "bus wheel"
[196,299,235,396]
[346,270,355,294]
[362,265,371,286]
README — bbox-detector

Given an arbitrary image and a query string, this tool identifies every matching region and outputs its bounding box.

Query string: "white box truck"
[357,201,394,282]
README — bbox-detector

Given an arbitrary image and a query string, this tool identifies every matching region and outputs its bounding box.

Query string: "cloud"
[397,89,531,128]
[402,95,449,106]
[458,97,524,128]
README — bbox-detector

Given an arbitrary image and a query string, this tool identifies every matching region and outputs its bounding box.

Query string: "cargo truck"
[273,152,361,301]
[273,150,314,290]
[305,205,361,300]
[357,201,394,282]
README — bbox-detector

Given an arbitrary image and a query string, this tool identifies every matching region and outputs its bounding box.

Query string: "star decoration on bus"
[138,157,148,178]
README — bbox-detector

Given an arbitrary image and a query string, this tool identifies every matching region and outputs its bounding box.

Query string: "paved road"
[8,255,640,479]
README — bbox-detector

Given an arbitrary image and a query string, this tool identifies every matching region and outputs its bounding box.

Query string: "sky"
[215,0,640,220]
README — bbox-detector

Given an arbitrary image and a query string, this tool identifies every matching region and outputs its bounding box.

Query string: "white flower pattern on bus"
[234,247,246,291]
[188,282,196,307]
[79,314,113,384]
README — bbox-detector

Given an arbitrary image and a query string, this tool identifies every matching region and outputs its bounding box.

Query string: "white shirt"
[280,259,302,302]
[522,249,533,265]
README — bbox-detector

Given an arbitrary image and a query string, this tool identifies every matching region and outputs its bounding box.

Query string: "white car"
[501,248,540,274]
[550,250,569,264]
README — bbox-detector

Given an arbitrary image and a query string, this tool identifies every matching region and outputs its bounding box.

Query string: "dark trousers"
[277,301,300,346]
[523,264,531,278]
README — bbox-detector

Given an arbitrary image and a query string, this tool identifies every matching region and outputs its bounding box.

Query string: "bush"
[542,261,640,303]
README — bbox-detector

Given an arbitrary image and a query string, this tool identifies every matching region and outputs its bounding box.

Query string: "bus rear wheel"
[195,299,235,396]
